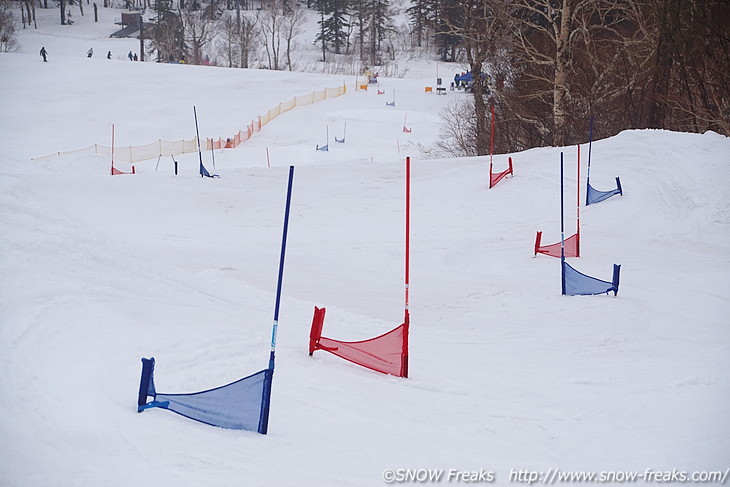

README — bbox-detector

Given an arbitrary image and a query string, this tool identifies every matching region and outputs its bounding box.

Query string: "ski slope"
[1,7,729,486]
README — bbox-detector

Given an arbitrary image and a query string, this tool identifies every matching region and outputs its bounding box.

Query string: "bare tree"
[181,8,215,64]
[651,0,730,135]
[0,0,19,51]
[499,0,647,147]
[438,0,510,155]
[59,0,66,25]
[150,2,184,62]
[281,1,304,70]
[18,0,36,29]
[436,97,478,157]
[257,0,285,69]
[238,7,256,68]
[508,0,729,143]
[506,0,584,147]
[219,7,256,67]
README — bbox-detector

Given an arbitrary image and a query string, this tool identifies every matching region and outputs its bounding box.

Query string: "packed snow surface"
[1,7,729,486]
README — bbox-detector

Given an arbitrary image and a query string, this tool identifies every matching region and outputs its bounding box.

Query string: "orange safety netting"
[33,82,347,164]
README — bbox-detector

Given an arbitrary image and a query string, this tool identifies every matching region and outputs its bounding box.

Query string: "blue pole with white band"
[269,165,295,370]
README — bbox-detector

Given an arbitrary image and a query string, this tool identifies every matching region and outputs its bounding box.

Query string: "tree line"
[432,0,729,155]
[3,0,727,152]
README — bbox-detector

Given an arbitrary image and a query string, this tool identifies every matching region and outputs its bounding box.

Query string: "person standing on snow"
[87,48,94,58]
[107,50,112,59]
[128,51,133,61]
[40,46,48,62]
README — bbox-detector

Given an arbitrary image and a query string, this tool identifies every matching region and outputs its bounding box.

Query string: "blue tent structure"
[454,71,486,83]
[137,166,295,434]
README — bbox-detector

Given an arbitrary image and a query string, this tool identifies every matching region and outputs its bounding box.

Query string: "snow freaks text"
[381,467,730,484]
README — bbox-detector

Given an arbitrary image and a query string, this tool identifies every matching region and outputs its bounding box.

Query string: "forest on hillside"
[3,0,728,154]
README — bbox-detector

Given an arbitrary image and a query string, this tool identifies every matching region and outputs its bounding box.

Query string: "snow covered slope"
[1,7,729,486]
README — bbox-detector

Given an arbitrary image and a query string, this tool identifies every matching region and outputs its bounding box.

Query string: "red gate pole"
[110,124,115,175]
[402,156,411,378]
[405,156,410,326]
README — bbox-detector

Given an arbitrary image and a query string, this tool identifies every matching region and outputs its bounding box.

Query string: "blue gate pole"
[259,166,295,434]
[586,116,594,205]
[560,152,567,295]
[269,165,295,370]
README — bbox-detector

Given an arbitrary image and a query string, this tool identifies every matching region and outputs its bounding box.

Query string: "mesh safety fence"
[33,83,347,164]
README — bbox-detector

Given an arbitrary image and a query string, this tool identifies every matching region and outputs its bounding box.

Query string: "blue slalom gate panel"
[586,177,622,205]
[562,260,620,296]
[136,166,293,435]
[200,163,219,178]
[138,357,273,433]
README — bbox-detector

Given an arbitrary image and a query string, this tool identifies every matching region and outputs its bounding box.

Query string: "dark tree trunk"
[647,0,678,129]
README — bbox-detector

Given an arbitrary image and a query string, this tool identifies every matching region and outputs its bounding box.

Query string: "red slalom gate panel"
[534,231,580,258]
[489,157,513,188]
[309,307,409,377]
[308,157,411,378]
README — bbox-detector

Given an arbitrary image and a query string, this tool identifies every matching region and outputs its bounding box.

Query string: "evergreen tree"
[432,0,460,62]
[367,0,391,65]
[405,0,427,47]
[315,0,350,56]
[348,0,369,60]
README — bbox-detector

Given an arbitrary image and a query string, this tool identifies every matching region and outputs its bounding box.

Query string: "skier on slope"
[40,46,48,62]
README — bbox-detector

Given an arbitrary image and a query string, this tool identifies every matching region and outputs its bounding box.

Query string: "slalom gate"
[316,126,329,151]
[555,152,621,296]
[489,157,513,188]
[535,145,581,258]
[308,157,412,377]
[137,166,295,433]
[109,124,135,175]
[488,105,513,189]
[585,117,623,205]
